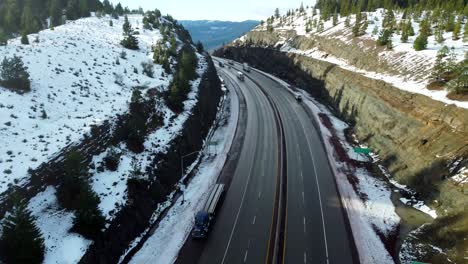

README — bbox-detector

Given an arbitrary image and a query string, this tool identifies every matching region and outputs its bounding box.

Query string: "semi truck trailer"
[191,184,225,238]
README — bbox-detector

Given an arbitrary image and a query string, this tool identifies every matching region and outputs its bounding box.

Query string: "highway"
[176,58,357,264]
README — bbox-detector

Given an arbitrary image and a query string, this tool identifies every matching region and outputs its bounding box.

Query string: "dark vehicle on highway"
[192,184,225,238]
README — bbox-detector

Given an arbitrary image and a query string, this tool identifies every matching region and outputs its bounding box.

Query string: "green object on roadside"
[411,261,430,264]
[354,147,371,154]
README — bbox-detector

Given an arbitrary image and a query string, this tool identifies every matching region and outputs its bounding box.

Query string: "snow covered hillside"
[0,14,169,194]
[243,7,468,108]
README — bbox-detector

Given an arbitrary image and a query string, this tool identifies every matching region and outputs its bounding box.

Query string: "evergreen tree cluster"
[142,9,162,30]
[430,46,468,94]
[0,0,132,41]
[152,20,178,74]
[167,46,198,112]
[56,151,105,239]
[275,0,468,52]
[315,0,468,21]
[120,15,139,50]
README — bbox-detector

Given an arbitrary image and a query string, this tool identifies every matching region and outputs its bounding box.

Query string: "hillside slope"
[0,15,167,194]
[0,12,222,264]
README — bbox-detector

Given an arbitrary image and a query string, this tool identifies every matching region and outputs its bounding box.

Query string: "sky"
[109,0,315,21]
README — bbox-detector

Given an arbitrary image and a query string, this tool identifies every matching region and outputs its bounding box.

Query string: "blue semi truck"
[192,184,225,238]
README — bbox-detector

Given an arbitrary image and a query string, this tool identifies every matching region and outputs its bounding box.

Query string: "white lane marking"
[221,145,257,264]
[290,103,330,264]
[243,250,248,263]
[258,191,261,199]
[302,191,305,205]
[252,215,256,225]
[304,252,307,264]
[303,217,306,233]
[300,171,303,181]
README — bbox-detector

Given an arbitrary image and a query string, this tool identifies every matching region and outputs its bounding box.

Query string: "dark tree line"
[315,0,467,20]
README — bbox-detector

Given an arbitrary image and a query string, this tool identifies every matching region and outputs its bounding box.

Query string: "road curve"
[176,58,358,264]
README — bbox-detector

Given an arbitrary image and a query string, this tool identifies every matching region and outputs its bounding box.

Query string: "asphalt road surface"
[176,59,358,264]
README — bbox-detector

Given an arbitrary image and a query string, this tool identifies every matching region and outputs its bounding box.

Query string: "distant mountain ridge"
[180,20,259,51]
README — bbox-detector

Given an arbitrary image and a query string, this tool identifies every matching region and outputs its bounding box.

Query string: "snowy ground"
[0,13,210,264]
[0,14,170,194]
[28,186,92,264]
[128,80,239,264]
[249,7,468,109]
[90,54,207,222]
[451,166,468,185]
[20,52,206,264]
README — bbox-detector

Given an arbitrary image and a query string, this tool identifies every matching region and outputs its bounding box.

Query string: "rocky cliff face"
[214,45,468,263]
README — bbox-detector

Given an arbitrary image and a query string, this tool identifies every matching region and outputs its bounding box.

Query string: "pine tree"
[4,0,20,33]
[275,8,280,19]
[445,14,455,32]
[300,2,305,13]
[66,0,80,20]
[345,15,351,27]
[115,3,124,16]
[318,20,324,32]
[57,151,105,239]
[332,10,338,26]
[49,0,62,27]
[414,32,428,51]
[196,41,204,53]
[453,19,461,40]
[21,1,38,34]
[382,8,395,29]
[352,12,362,37]
[79,0,90,18]
[103,0,113,14]
[121,15,139,50]
[0,56,31,92]
[21,32,29,45]
[376,29,393,48]
[0,197,45,264]
[0,29,8,46]
[407,20,415,36]
[435,24,445,43]
[432,49,448,80]
[401,23,409,43]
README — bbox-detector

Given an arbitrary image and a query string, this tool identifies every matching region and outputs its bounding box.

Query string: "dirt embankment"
[214,46,468,263]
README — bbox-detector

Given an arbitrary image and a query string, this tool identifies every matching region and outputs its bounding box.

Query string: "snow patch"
[28,186,91,264]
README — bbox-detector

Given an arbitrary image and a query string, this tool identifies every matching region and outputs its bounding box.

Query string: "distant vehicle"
[243,63,251,72]
[220,78,225,85]
[192,184,225,238]
[218,61,224,67]
[237,71,245,81]
[228,60,234,65]
[296,94,303,102]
